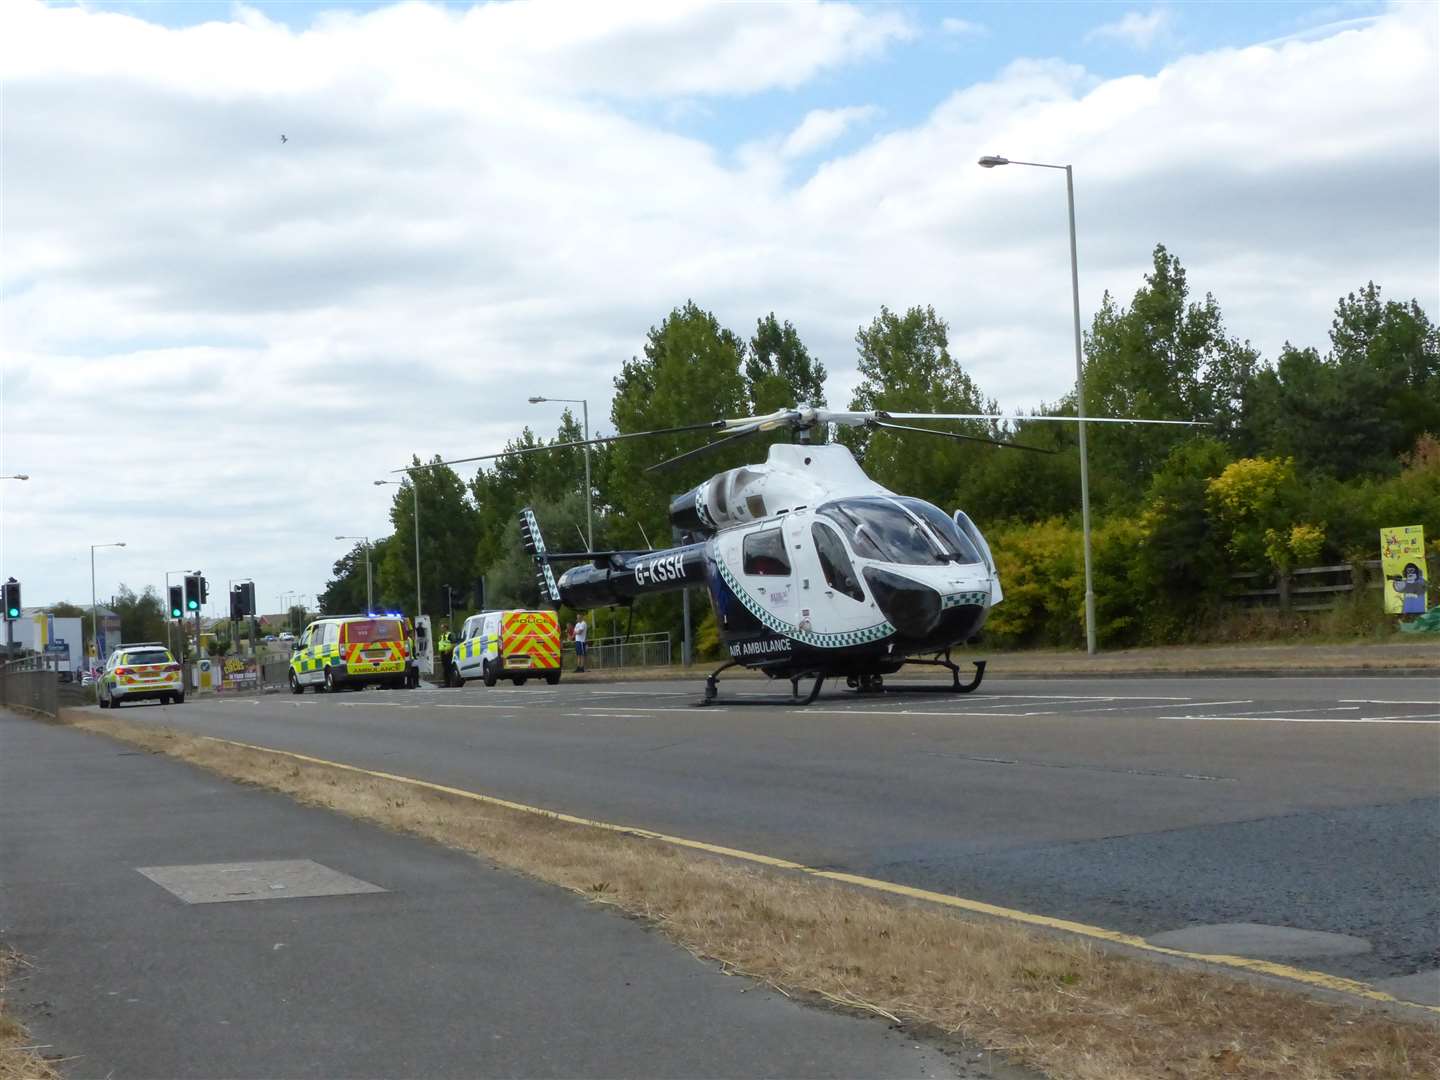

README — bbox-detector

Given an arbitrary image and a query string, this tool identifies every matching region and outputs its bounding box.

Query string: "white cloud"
[781,105,881,159]
[1084,8,1174,49]
[940,17,985,37]
[0,0,1435,608]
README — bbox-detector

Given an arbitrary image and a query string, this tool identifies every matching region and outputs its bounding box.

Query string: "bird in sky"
[280,134,288,144]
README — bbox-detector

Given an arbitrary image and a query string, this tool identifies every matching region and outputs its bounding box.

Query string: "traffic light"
[3,579,20,621]
[241,582,256,617]
[169,585,183,620]
[184,574,200,612]
[200,577,209,604]
[229,587,243,621]
[473,577,485,611]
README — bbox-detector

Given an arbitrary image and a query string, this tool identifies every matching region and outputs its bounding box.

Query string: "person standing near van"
[573,614,588,672]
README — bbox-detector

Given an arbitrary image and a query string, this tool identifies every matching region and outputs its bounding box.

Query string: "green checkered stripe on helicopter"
[942,591,990,610]
[291,643,343,675]
[716,561,895,649]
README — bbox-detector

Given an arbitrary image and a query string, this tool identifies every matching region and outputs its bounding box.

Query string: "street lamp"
[335,535,373,613]
[1,474,29,481]
[91,542,126,666]
[375,478,422,617]
[528,395,593,551]
[978,153,1097,655]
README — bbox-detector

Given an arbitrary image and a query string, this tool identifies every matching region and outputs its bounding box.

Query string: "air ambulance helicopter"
[417,405,1202,704]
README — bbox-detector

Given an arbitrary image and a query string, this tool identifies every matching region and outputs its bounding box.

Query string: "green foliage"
[378,457,479,617]
[746,313,827,412]
[286,605,311,633]
[844,305,991,509]
[1082,244,1258,501]
[111,585,167,646]
[607,301,750,544]
[984,518,1084,647]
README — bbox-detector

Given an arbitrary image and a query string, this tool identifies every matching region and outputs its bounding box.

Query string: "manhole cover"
[136,859,385,904]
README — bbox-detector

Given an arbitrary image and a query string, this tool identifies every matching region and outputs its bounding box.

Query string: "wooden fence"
[1226,556,1438,613]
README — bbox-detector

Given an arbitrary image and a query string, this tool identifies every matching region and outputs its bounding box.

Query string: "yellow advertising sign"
[1380,525,1427,615]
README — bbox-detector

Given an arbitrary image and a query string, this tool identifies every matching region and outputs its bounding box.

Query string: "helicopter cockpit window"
[818,497,980,567]
[894,498,984,565]
[812,523,865,601]
[742,528,791,576]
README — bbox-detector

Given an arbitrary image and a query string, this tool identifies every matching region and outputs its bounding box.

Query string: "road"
[105,672,1440,986]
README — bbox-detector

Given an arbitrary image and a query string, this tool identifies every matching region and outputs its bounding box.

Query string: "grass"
[62,713,1440,1080]
[0,950,60,1080]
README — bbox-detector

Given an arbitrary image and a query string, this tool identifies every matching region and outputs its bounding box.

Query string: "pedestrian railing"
[565,632,671,670]
[1,655,59,717]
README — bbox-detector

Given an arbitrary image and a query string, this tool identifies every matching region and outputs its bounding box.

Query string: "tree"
[319,540,387,615]
[286,604,311,634]
[1083,245,1258,500]
[745,313,827,413]
[844,304,991,508]
[1244,284,1440,478]
[607,301,750,542]
[379,457,479,618]
[111,585,167,646]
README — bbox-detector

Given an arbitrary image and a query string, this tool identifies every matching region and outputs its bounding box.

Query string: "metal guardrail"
[564,632,671,670]
[1,655,59,717]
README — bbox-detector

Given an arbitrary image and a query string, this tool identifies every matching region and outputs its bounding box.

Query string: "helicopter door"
[740,523,798,635]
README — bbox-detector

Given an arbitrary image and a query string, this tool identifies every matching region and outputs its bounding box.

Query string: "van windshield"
[341,619,403,644]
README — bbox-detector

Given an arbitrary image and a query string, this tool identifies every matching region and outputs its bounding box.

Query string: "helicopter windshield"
[817,497,982,567]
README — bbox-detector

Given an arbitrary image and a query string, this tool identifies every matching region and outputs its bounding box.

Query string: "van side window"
[812,522,865,601]
[742,528,790,576]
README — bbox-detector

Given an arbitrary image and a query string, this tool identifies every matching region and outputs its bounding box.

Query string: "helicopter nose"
[863,567,941,638]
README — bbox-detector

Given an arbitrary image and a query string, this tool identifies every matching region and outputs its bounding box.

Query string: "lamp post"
[1,474,29,481]
[375,478,422,617]
[335,536,373,613]
[528,395,593,551]
[978,154,1097,655]
[91,542,126,666]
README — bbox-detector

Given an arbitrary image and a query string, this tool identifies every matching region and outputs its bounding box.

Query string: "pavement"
[0,712,1018,1080]
[81,671,1440,1000]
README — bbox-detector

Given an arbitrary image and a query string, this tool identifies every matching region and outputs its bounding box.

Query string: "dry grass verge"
[0,950,60,1080]
[70,714,1440,1080]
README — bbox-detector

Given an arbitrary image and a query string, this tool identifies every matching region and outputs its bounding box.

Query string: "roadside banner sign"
[1380,525,1427,615]
[221,656,259,692]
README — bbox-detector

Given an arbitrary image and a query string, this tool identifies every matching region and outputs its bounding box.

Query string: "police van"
[288,614,419,693]
[451,609,561,687]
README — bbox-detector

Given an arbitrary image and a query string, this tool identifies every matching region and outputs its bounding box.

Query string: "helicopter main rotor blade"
[645,423,765,473]
[398,420,728,473]
[875,411,1211,427]
[866,419,1058,454]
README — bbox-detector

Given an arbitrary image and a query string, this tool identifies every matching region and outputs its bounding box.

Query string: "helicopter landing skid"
[886,655,986,694]
[698,661,826,707]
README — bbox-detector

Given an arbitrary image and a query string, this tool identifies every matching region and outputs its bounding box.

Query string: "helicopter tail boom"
[556,543,710,610]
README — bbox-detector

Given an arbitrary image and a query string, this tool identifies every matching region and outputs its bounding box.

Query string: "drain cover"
[137,859,385,904]
[1147,922,1371,958]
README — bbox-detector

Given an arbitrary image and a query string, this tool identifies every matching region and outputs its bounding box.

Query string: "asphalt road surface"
[108,673,1439,985]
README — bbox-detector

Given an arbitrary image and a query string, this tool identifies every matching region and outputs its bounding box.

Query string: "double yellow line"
[200,734,1437,1015]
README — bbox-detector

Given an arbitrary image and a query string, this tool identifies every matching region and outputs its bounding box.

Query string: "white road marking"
[1340,699,1440,705]
[1214,705,1359,716]
[1067,699,1253,714]
[590,690,692,697]
[580,707,722,714]
[1160,714,1440,725]
[796,708,1059,718]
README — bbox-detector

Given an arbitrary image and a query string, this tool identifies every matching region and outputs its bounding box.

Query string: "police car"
[288,614,418,693]
[98,643,185,708]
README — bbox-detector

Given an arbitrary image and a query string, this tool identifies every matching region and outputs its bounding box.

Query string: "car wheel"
[98,690,110,710]
[512,676,527,686]
[175,692,185,705]
[324,667,337,693]
[482,659,498,688]
[545,671,561,686]
[289,670,304,695]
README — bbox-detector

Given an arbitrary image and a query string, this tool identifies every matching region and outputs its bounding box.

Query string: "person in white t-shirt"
[573,615,588,672]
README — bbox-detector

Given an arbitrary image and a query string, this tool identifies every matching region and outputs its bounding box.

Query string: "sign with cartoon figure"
[1380,525,1427,615]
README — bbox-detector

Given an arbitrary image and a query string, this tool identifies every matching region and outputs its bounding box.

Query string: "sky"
[2,0,1437,615]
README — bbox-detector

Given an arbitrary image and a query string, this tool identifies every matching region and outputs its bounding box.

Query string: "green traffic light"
[5,607,17,619]
[187,600,198,611]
